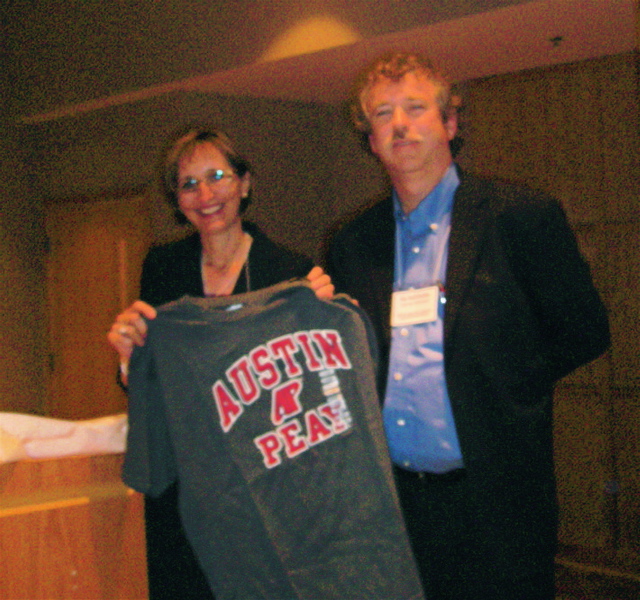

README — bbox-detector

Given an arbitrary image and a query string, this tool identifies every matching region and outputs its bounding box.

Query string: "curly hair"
[349,51,453,135]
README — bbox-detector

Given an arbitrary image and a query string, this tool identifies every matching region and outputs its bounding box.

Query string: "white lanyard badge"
[390,224,449,327]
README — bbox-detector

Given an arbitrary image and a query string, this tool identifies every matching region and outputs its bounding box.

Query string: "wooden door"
[45,194,152,419]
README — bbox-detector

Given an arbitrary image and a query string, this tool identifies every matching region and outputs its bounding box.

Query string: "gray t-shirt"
[124,281,424,600]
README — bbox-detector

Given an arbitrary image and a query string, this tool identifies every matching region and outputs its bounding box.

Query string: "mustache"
[392,130,421,144]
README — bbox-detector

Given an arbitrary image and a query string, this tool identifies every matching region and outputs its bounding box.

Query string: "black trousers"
[394,466,556,600]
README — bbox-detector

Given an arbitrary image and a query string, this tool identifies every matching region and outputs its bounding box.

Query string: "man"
[327,52,610,600]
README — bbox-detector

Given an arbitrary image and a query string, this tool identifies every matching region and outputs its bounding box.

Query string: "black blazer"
[141,221,313,306]
[327,168,610,569]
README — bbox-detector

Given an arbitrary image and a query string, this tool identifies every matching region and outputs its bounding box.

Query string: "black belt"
[393,465,467,483]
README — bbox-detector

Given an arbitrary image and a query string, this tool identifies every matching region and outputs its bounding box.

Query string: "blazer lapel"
[444,173,490,344]
[359,180,489,350]
[366,198,395,347]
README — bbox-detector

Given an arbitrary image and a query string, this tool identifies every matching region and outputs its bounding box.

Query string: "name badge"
[391,285,440,327]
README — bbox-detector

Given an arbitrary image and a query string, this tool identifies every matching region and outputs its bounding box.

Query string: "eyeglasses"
[178,169,235,194]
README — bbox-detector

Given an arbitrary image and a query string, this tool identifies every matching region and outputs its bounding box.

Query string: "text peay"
[210,329,354,468]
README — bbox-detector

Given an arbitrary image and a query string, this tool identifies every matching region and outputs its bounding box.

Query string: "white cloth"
[0,412,127,464]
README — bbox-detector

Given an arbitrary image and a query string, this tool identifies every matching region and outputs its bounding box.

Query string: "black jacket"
[327,168,610,574]
[141,221,313,306]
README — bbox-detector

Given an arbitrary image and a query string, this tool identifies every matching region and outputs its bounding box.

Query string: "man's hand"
[306,266,335,300]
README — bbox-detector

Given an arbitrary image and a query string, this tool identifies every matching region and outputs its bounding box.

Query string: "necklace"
[201,232,253,297]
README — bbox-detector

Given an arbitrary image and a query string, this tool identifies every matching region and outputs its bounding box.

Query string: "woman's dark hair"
[161,126,253,224]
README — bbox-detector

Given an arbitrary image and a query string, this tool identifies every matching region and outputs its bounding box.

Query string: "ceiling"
[5,0,637,124]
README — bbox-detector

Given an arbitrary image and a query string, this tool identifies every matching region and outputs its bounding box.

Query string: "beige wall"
[1,48,638,572]
[459,52,639,561]
[25,92,386,259]
[0,123,48,415]
[2,52,637,412]
[461,52,639,388]
[1,90,385,415]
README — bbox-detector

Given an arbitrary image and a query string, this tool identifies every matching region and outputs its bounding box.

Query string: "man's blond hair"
[350,51,453,134]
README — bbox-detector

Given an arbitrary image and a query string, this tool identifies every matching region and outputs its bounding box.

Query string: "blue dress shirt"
[383,165,464,473]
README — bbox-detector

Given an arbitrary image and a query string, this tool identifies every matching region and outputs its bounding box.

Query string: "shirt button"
[412,246,420,253]
[394,372,402,381]
[430,223,438,231]
[397,419,406,426]
[403,460,411,468]
[400,328,408,336]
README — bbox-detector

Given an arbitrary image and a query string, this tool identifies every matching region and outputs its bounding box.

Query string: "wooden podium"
[0,453,147,600]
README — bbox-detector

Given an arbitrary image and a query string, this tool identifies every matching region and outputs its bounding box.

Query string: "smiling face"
[176,141,250,237]
[365,71,457,184]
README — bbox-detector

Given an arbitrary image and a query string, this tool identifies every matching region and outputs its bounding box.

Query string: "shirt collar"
[393,164,459,226]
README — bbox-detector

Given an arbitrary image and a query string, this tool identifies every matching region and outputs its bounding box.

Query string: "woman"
[107,127,333,599]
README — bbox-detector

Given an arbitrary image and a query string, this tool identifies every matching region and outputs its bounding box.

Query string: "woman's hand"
[107,301,157,381]
[306,266,335,300]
